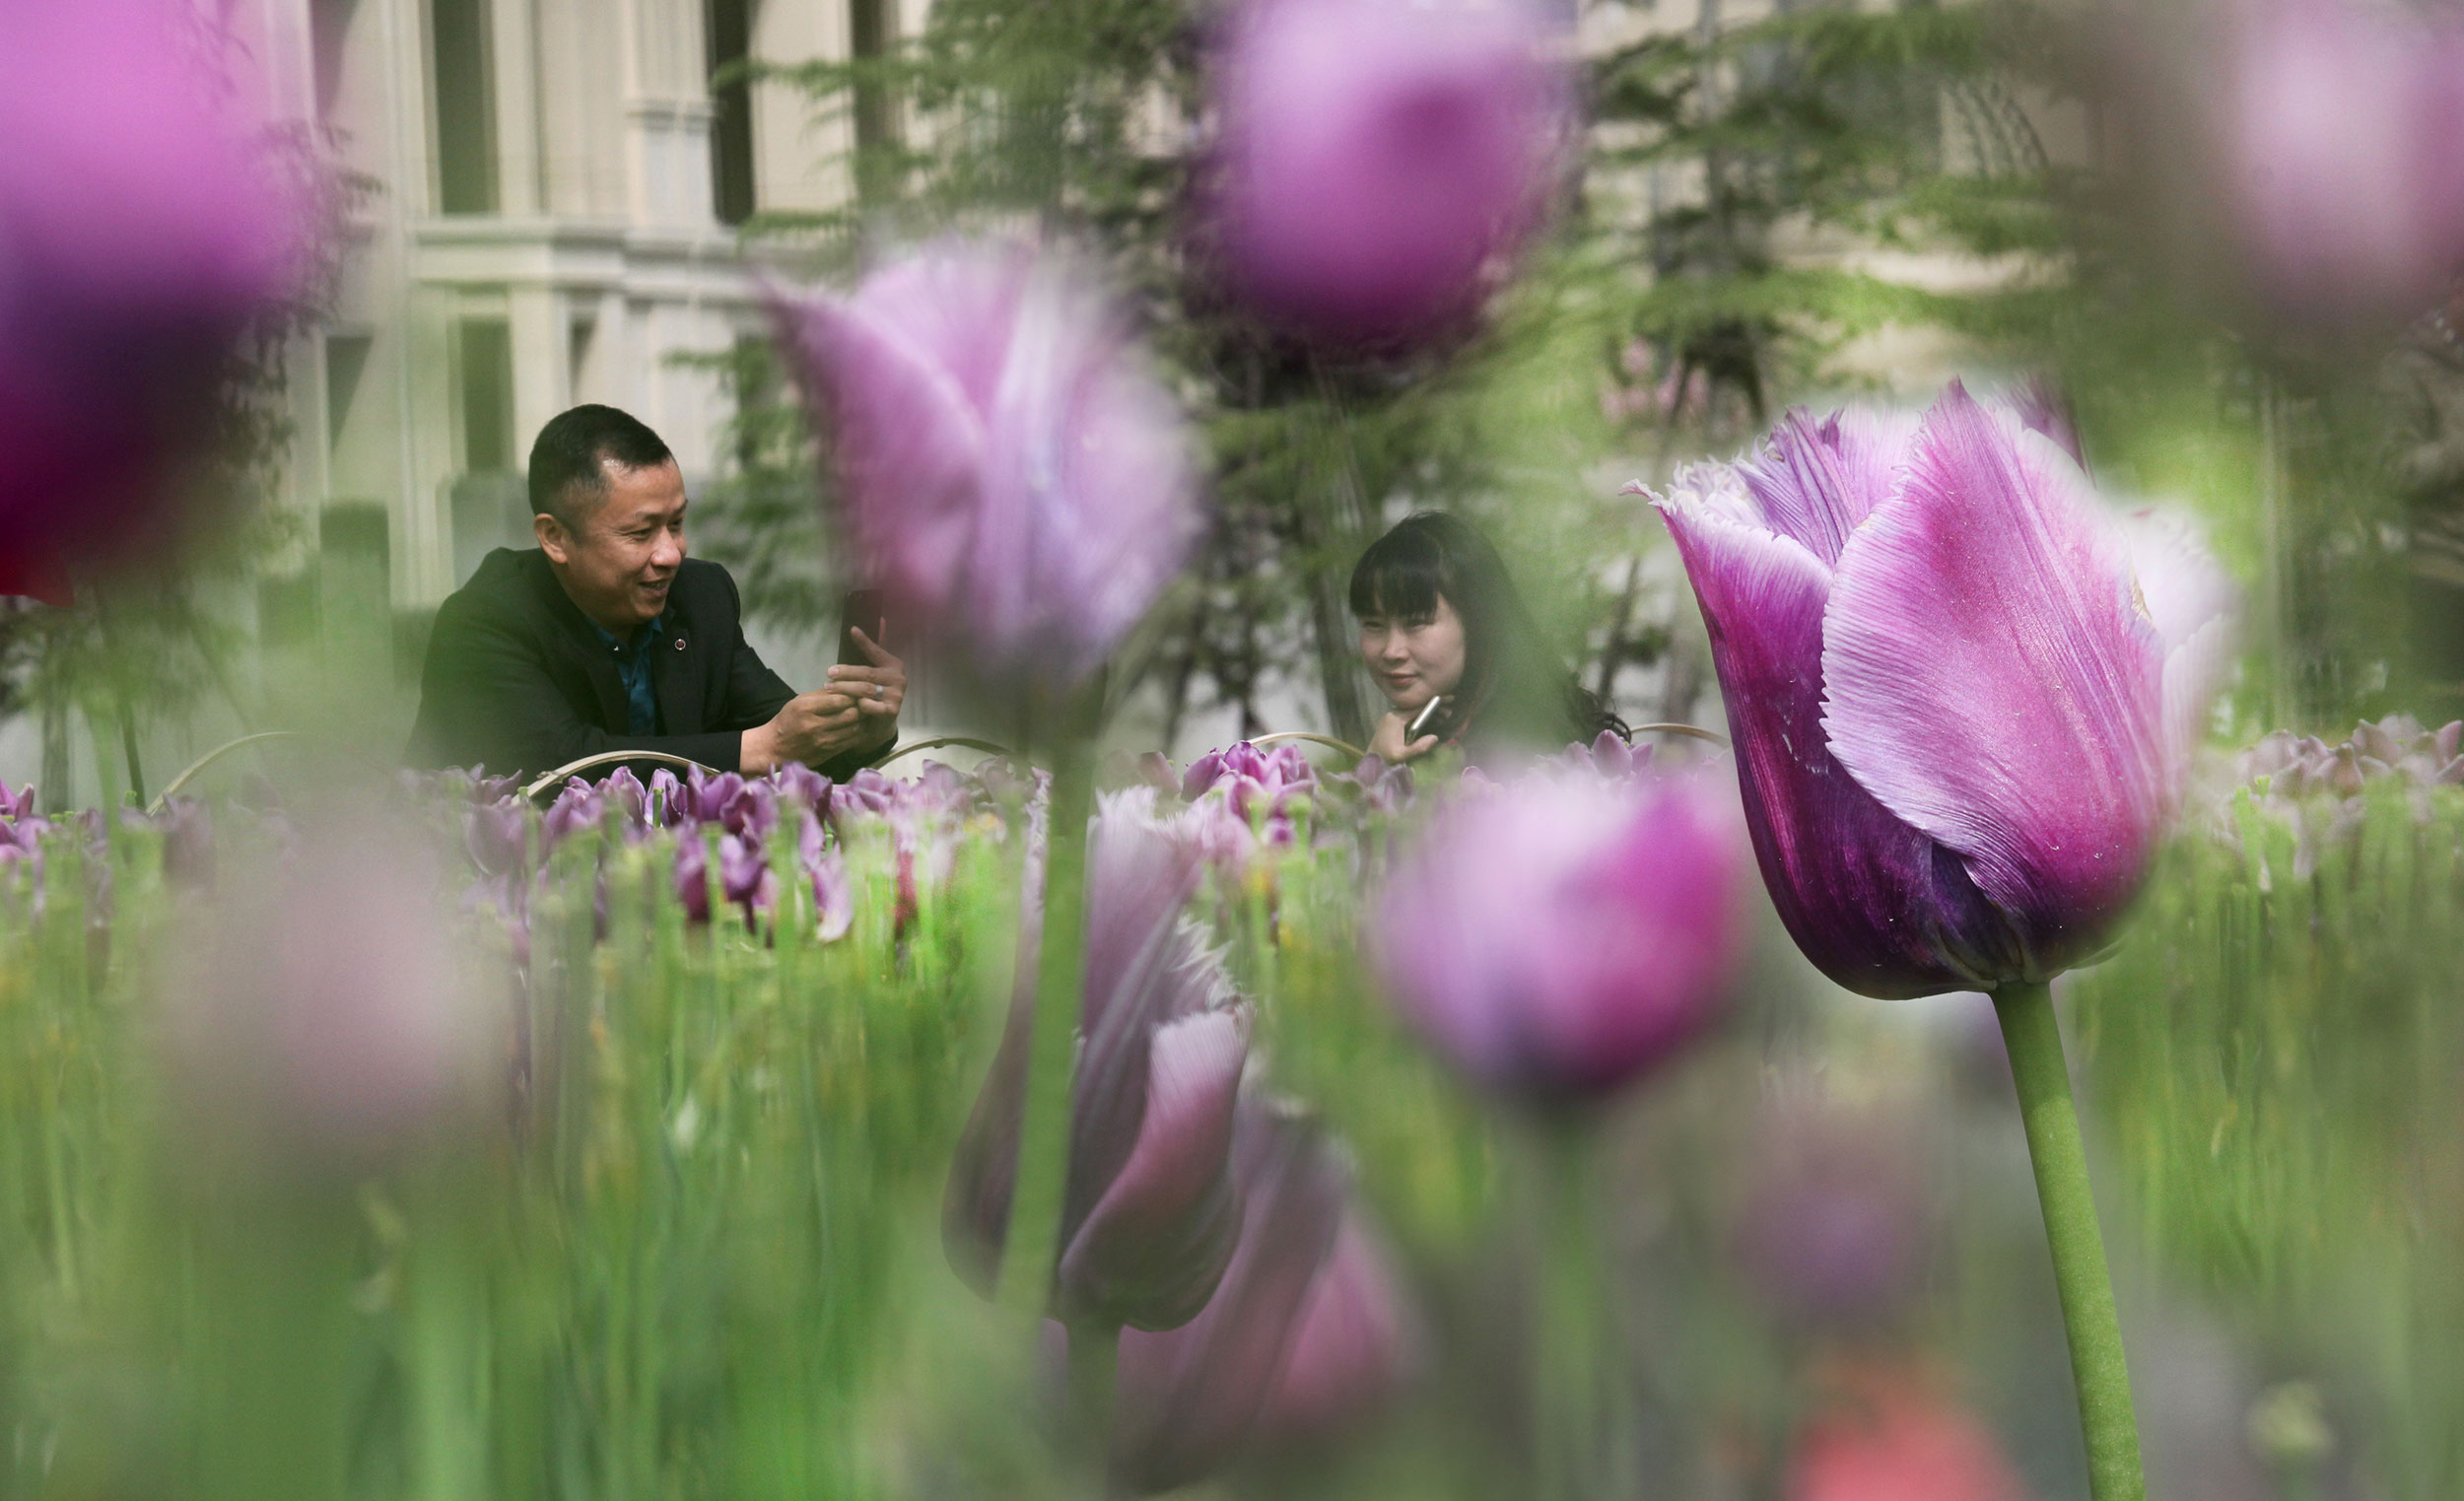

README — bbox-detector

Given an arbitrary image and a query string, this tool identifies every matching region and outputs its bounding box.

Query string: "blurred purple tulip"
[2213,0,2464,326]
[1643,382,2232,998]
[0,0,315,573]
[1247,1204,1419,1453]
[771,240,1201,695]
[166,823,490,1165]
[1109,1100,1350,1493]
[158,796,215,889]
[1553,728,1656,781]
[1368,766,1745,1102]
[944,789,1252,1330]
[1204,0,1570,351]
[1733,1103,1933,1335]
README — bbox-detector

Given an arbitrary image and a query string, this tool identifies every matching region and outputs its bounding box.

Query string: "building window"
[310,0,362,121]
[430,0,498,214]
[455,317,514,474]
[452,315,525,583]
[324,332,373,453]
[708,0,757,226]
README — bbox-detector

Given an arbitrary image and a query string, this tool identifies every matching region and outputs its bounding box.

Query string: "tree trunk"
[1302,372,1372,746]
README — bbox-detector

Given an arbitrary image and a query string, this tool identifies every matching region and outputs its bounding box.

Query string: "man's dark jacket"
[409,548,853,781]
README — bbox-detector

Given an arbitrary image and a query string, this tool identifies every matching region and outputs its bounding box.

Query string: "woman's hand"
[1367,709,1440,765]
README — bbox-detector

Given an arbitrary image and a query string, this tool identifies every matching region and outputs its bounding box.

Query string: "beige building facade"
[236,0,912,609]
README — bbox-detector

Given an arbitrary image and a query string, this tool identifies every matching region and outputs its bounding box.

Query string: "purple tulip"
[797,810,855,942]
[771,240,1202,694]
[1327,754,1415,819]
[1109,1099,1351,1493]
[540,784,604,851]
[944,789,1252,1330]
[649,768,687,825]
[600,767,651,834]
[2212,0,2464,326]
[674,832,713,925]
[464,799,529,879]
[157,796,215,888]
[1642,382,2232,998]
[1181,741,1320,822]
[0,0,315,573]
[719,833,775,923]
[1203,0,1570,351]
[1553,728,1655,781]
[1367,765,1747,1102]
[773,763,833,819]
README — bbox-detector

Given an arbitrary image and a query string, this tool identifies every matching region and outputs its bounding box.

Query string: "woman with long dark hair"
[1348,512,1625,764]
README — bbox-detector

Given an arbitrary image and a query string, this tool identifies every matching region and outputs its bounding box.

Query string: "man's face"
[537,458,688,632]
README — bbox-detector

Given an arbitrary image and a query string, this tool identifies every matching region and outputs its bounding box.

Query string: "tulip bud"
[0,0,317,571]
[944,789,1252,1330]
[1204,0,1571,352]
[2212,0,2464,330]
[771,241,1202,699]
[1733,1103,1934,1336]
[1367,766,1748,1103]
[163,820,494,1168]
[1643,382,2233,997]
[1109,1100,1385,1493]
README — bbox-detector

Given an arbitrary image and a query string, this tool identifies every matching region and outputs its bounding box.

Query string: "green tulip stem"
[1533,1117,1628,1501]
[1067,1320,1122,1477]
[995,738,1096,1318]
[1994,980,2148,1501]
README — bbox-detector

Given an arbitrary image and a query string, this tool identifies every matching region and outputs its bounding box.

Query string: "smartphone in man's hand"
[837,588,886,665]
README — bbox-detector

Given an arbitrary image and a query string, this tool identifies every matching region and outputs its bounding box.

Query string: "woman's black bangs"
[1347,530,1445,620]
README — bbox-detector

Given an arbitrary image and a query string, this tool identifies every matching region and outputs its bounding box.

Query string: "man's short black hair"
[527,404,675,532]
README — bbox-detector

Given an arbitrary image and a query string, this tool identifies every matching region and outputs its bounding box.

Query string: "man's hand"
[823,629,906,753]
[1366,709,1440,766]
[739,631,908,774]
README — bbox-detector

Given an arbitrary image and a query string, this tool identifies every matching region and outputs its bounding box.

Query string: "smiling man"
[408,404,904,781]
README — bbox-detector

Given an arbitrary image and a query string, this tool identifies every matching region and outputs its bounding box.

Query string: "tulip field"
[12,0,2464,1496]
[0,729,2455,1499]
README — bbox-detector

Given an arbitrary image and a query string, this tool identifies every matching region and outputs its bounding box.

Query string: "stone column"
[491,0,544,214]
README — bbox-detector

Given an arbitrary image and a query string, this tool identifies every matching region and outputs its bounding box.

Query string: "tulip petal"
[1059,1005,1252,1330]
[978,267,1203,685]
[1734,408,1911,568]
[770,290,988,610]
[1821,383,2167,973]
[1656,481,2026,996]
[1516,783,1741,1090]
[1064,793,1219,1229]
[2116,509,2237,785]
[1112,1102,1348,1492]
[1253,1211,1416,1449]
